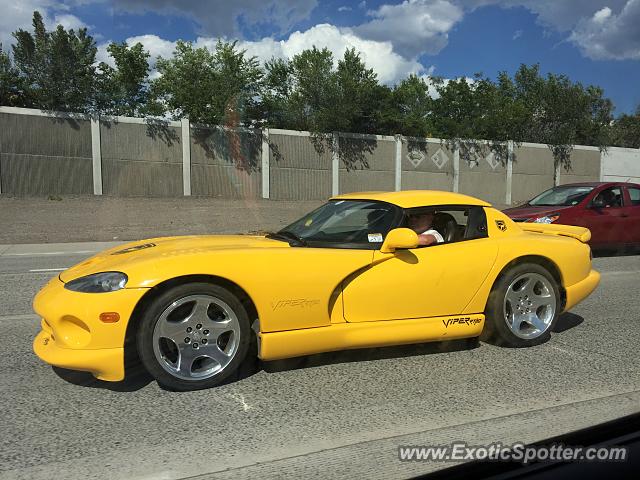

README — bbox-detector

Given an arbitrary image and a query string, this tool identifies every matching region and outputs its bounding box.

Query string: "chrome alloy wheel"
[152,295,241,381]
[503,273,556,339]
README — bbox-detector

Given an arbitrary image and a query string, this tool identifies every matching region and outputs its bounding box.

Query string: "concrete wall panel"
[601,147,640,183]
[270,168,332,200]
[401,140,455,175]
[190,127,261,198]
[513,145,555,175]
[100,121,182,196]
[102,161,183,197]
[269,133,331,200]
[191,164,260,198]
[0,112,91,157]
[401,171,452,191]
[338,136,395,193]
[0,153,92,195]
[560,149,600,184]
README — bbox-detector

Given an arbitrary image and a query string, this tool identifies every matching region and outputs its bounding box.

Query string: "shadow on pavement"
[261,337,479,374]
[52,365,153,392]
[552,312,584,333]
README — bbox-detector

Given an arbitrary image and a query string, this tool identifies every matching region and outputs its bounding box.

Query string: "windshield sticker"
[368,233,383,243]
[304,218,313,227]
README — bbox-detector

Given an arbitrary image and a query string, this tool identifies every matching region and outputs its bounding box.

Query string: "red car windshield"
[529,186,595,206]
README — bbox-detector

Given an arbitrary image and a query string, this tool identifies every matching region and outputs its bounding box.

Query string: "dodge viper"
[33,190,600,391]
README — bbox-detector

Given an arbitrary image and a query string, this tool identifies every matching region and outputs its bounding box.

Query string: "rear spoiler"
[519,223,591,243]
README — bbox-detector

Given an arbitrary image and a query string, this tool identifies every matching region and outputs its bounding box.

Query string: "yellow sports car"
[33,190,600,391]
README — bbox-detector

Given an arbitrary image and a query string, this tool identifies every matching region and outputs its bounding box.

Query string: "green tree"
[11,11,97,112]
[95,42,150,116]
[0,44,25,106]
[390,74,433,137]
[334,48,380,133]
[261,47,384,134]
[150,39,262,125]
[610,106,640,148]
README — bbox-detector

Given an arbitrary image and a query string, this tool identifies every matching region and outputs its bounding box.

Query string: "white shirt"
[421,228,444,243]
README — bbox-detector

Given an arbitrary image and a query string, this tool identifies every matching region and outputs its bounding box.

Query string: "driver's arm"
[417,234,439,246]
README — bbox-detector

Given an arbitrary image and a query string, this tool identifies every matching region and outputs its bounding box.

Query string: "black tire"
[136,282,252,391]
[481,263,560,347]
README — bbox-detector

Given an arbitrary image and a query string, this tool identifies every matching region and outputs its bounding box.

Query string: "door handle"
[621,213,629,218]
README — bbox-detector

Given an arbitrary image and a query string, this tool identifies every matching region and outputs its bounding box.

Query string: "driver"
[408,212,444,246]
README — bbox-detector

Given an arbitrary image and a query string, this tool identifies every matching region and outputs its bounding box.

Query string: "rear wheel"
[137,283,251,391]
[481,263,559,347]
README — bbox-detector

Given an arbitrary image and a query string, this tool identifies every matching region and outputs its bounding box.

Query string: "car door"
[342,207,499,322]
[580,186,628,247]
[623,185,640,245]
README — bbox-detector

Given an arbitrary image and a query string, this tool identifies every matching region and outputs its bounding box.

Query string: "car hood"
[503,204,573,220]
[59,235,289,283]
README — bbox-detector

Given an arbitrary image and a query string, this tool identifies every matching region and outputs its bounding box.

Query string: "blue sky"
[1,0,639,114]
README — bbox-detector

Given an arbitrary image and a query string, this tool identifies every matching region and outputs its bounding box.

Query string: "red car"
[504,182,640,251]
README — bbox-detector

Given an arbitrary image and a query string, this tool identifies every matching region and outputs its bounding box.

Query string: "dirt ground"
[0,195,323,244]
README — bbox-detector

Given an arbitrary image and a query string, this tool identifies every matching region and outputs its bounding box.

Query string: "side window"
[627,187,640,206]
[404,205,487,245]
[593,187,623,208]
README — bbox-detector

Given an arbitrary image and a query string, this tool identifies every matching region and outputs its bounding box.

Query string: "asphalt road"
[0,243,639,480]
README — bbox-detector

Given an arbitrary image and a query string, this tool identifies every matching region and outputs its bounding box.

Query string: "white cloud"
[0,0,93,49]
[512,29,522,40]
[97,33,177,73]
[338,6,352,12]
[569,0,640,59]
[458,1,629,32]
[52,13,86,31]
[235,24,428,84]
[458,1,639,60]
[355,0,464,57]
[592,6,612,23]
[0,0,54,47]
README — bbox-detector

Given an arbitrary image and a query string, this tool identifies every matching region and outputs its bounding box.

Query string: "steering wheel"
[432,212,458,243]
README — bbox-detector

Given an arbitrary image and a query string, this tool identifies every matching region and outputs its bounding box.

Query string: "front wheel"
[137,283,251,391]
[481,263,560,347]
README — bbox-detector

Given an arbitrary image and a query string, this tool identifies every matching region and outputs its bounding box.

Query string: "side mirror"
[380,228,419,253]
[590,197,606,209]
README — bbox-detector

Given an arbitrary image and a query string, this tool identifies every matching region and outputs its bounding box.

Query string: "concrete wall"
[458,145,507,205]
[269,131,332,200]
[2,106,638,204]
[601,147,640,183]
[560,147,601,185]
[0,112,93,195]
[338,134,395,193]
[100,120,183,196]
[401,139,454,192]
[511,144,556,205]
[190,126,261,198]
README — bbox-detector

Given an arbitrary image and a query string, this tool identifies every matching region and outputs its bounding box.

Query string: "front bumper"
[564,269,600,312]
[33,327,125,381]
[32,276,148,381]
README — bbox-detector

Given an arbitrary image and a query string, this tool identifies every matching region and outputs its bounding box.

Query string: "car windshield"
[276,200,400,247]
[529,186,595,206]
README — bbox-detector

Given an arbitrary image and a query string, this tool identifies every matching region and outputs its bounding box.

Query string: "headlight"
[64,272,128,293]
[532,214,559,224]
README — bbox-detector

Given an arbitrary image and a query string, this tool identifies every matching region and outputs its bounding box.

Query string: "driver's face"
[409,213,434,232]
